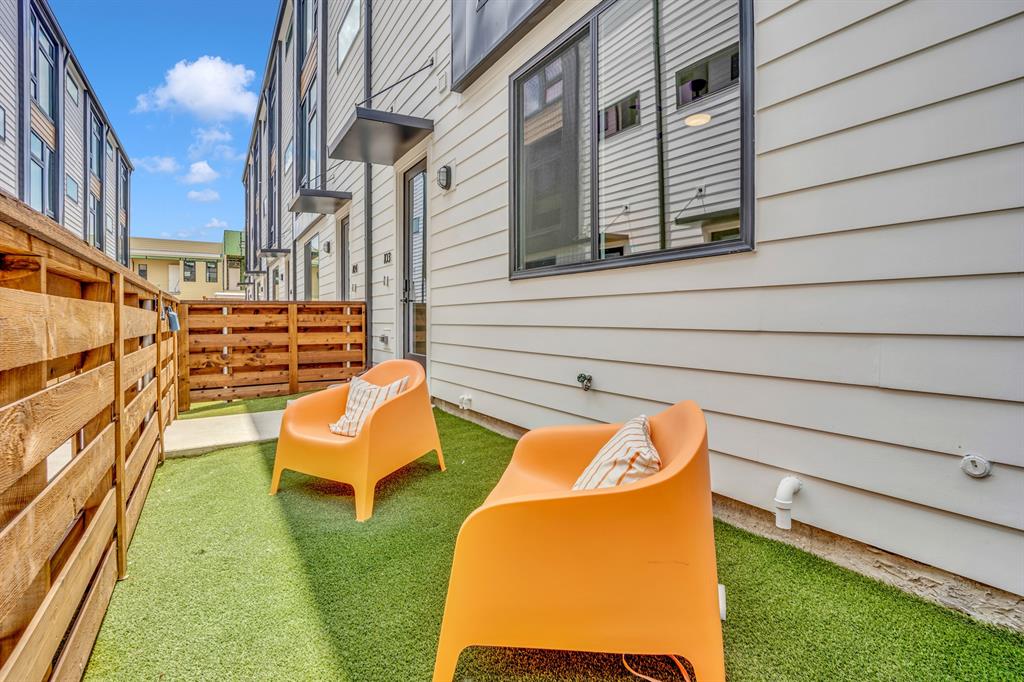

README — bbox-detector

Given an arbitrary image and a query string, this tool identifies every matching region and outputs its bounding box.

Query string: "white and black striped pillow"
[329,375,409,437]
[572,415,662,490]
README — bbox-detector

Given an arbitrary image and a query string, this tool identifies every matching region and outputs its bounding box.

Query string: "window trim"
[205,260,218,283]
[507,0,754,280]
[183,259,196,282]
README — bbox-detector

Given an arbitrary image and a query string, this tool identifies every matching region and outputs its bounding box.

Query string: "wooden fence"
[0,194,178,680]
[178,300,366,410]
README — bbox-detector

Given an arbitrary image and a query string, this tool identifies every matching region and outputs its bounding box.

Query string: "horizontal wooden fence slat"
[0,289,113,372]
[49,545,117,681]
[0,424,114,627]
[126,443,159,544]
[121,306,157,340]
[0,362,114,495]
[122,381,157,439]
[0,489,116,682]
[121,345,156,392]
[180,301,366,405]
[125,418,160,495]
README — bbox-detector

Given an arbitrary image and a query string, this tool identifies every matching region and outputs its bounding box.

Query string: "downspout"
[363,0,374,366]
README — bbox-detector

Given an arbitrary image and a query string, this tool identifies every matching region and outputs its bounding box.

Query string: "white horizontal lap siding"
[0,0,17,195]
[423,0,1024,593]
[63,68,85,234]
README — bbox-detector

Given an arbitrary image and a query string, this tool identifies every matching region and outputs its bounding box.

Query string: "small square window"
[603,91,640,139]
[66,74,80,105]
[66,175,79,203]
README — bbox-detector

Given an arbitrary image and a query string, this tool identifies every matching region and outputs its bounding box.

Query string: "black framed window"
[29,133,55,218]
[183,259,196,282]
[120,165,129,211]
[29,13,56,119]
[66,174,78,203]
[87,192,103,250]
[510,0,752,277]
[304,234,319,300]
[89,112,103,178]
[206,261,218,283]
[300,0,318,63]
[267,75,277,152]
[299,80,318,188]
[138,263,148,279]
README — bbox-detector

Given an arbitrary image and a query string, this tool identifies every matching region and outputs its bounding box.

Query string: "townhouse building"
[0,0,132,263]
[131,230,245,299]
[242,0,1024,610]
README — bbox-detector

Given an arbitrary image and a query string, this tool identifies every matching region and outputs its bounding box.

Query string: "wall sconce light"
[437,164,452,190]
[323,240,331,254]
[684,112,712,127]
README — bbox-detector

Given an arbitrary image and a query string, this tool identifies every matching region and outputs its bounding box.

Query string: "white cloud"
[187,189,220,203]
[189,126,243,161]
[182,161,219,184]
[135,56,257,121]
[205,218,228,229]
[133,156,179,173]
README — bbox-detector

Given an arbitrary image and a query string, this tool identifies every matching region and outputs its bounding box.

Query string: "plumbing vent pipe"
[773,476,802,530]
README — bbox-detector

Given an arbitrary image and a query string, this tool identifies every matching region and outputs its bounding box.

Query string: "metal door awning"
[328,107,433,165]
[288,189,352,214]
[257,247,290,257]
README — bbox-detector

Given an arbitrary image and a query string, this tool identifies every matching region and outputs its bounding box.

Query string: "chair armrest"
[285,382,349,418]
[508,422,621,481]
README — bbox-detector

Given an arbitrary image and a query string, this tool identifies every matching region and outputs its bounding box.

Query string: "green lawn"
[86,410,1024,681]
[178,391,315,420]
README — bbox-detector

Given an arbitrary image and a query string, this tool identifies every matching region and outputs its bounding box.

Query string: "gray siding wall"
[0,0,18,196]
[420,0,1024,595]
[62,65,84,235]
[102,133,116,259]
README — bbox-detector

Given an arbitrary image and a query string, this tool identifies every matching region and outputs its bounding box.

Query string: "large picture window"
[510,0,752,276]
[300,81,318,188]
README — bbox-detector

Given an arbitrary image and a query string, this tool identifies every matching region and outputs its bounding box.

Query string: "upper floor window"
[66,73,80,106]
[183,259,196,282]
[29,132,55,218]
[120,165,129,211]
[29,14,56,119]
[300,80,318,188]
[337,0,360,70]
[300,0,318,62]
[510,0,751,276]
[87,192,103,250]
[89,114,103,178]
[267,77,277,152]
[138,263,148,279]
[206,261,218,283]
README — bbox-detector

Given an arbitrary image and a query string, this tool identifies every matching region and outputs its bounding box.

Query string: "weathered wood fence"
[0,194,178,680]
[178,301,366,410]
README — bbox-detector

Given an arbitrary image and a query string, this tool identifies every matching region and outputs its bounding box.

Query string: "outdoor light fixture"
[324,240,331,254]
[684,112,712,127]
[437,164,452,190]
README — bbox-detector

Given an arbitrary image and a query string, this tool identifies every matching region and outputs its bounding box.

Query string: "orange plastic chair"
[269,359,445,521]
[432,401,724,681]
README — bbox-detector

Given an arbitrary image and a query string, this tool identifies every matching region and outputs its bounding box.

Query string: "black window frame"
[299,0,318,65]
[205,261,218,283]
[88,110,103,179]
[87,191,103,251]
[138,262,148,279]
[675,43,740,109]
[299,79,318,189]
[183,259,196,282]
[29,12,57,121]
[508,0,754,280]
[603,90,640,139]
[28,132,55,218]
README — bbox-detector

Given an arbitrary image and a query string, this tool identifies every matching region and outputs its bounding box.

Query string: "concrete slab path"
[165,409,284,457]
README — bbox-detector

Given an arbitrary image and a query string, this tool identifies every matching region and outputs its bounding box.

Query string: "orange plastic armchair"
[432,400,724,681]
[269,359,445,521]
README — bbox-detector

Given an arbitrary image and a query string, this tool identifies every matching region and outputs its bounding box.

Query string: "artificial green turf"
[178,391,315,420]
[85,410,1024,681]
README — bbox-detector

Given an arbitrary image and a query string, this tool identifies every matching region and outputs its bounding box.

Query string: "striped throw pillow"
[572,415,662,490]
[329,375,409,437]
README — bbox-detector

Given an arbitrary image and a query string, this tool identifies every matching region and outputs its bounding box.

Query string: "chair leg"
[269,461,284,495]
[354,482,376,522]
[431,629,463,682]
[435,438,446,472]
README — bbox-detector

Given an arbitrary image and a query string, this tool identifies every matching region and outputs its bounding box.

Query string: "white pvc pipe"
[773,476,803,530]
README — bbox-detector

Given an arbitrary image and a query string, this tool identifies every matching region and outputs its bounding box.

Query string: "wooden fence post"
[155,293,166,464]
[178,303,190,412]
[288,303,299,394]
[112,274,128,579]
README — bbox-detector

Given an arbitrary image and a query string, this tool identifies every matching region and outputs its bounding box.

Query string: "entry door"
[402,160,428,367]
[167,264,180,294]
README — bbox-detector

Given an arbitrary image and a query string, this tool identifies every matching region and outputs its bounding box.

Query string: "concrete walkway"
[165,409,284,457]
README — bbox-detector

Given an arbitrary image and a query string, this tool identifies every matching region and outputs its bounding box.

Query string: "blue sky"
[51,0,279,241]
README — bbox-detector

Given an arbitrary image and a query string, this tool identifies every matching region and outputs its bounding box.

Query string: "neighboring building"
[0,0,132,263]
[242,0,1024,602]
[131,231,245,299]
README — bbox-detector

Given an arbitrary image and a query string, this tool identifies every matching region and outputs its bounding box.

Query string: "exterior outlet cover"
[960,454,992,479]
